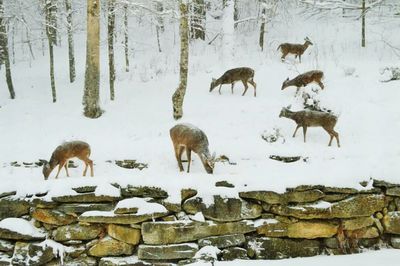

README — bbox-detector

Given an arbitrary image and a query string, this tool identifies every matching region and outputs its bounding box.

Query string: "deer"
[281,70,324,95]
[210,67,257,97]
[277,37,313,63]
[42,141,94,180]
[279,107,340,147]
[170,123,216,174]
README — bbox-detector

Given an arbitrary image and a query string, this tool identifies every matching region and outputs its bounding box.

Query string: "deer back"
[293,110,337,127]
[218,67,254,84]
[170,124,210,156]
[50,141,91,165]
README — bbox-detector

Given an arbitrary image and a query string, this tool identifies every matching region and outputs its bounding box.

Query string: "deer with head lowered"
[277,37,313,63]
[42,141,94,180]
[282,70,324,95]
[170,123,216,174]
[210,67,257,97]
[279,107,340,147]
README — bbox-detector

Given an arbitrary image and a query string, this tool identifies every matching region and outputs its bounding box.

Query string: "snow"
[0,218,45,238]
[190,212,206,222]
[94,183,121,197]
[188,249,400,266]
[114,198,168,215]
[194,246,221,260]
[38,239,74,265]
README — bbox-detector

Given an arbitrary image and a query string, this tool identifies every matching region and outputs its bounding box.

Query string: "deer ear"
[212,152,216,160]
[286,77,289,81]
[286,105,292,109]
[212,78,216,82]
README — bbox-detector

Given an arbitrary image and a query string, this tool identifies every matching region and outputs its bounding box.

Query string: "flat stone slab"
[386,187,400,197]
[99,256,152,266]
[57,203,115,214]
[270,194,386,219]
[239,189,324,204]
[142,221,256,245]
[183,196,262,222]
[0,198,30,220]
[121,186,168,199]
[32,208,77,225]
[198,234,246,248]
[79,210,169,225]
[138,243,198,260]
[383,211,400,234]
[52,193,121,203]
[0,218,45,241]
[88,237,134,257]
[52,224,103,241]
[107,224,141,245]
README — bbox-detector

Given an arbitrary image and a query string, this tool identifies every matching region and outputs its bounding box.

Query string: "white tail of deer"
[42,141,94,180]
[170,123,216,174]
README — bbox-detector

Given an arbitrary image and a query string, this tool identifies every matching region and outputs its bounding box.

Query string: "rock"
[391,236,400,249]
[31,198,58,209]
[0,240,14,253]
[284,190,324,203]
[99,256,152,266]
[0,253,11,266]
[198,234,245,248]
[181,189,197,202]
[346,227,380,239]
[246,237,321,259]
[215,181,234,188]
[72,186,97,193]
[322,187,358,194]
[0,218,45,241]
[373,179,398,188]
[358,238,380,248]
[183,196,262,222]
[64,254,97,266]
[257,219,289,237]
[383,211,400,234]
[0,191,16,199]
[32,208,76,225]
[52,193,121,203]
[271,195,386,219]
[287,221,338,239]
[269,155,302,163]
[386,187,400,197]
[394,198,400,211]
[323,194,350,202]
[239,191,282,204]
[121,186,168,199]
[0,198,30,220]
[52,224,103,241]
[114,207,138,215]
[342,217,375,230]
[138,243,198,260]
[324,238,339,249]
[88,237,134,257]
[221,247,248,261]
[108,224,141,245]
[57,203,115,214]
[79,210,169,225]
[11,242,54,266]
[142,221,256,245]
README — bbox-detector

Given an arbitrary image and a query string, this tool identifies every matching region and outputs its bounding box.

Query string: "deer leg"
[318,81,324,90]
[231,82,234,94]
[64,161,70,177]
[83,161,88,176]
[186,149,192,173]
[303,126,307,143]
[281,52,287,61]
[218,84,223,95]
[293,125,301,138]
[55,161,65,179]
[333,130,340,147]
[176,146,185,172]
[249,79,257,97]
[241,80,249,96]
[88,159,94,176]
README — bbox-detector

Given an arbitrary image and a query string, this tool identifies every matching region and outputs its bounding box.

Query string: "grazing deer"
[277,37,313,63]
[170,123,216,174]
[42,141,94,180]
[279,107,340,147]
[210,67,257,97]
[281,70,324,95]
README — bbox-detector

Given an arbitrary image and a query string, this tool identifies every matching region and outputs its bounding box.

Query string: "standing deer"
[42,141,94,180]
[170,123,216,174]
[279,107,340,147]
[210,67,257,97]
[277,37,313,63]
[281,70,324,95]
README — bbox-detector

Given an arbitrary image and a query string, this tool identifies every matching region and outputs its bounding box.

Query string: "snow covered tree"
[222,0,234,62]
[107,0,116,100]
[123,2,129,72]
[0,0,15,99]
[83,0,103,118]
[172,0,190,120]
[65,0,76,83]
[190,0,206,40]
[45,0,58,103]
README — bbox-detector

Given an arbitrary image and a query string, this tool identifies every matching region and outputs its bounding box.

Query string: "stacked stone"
[0,180,399,265]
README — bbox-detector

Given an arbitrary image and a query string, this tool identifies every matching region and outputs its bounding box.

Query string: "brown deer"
[281,70,324,95]
[170,123,216,174]
[279,107,340,147]
[42,141,94,180]
[277,37,313,63]
[210,67,257,97]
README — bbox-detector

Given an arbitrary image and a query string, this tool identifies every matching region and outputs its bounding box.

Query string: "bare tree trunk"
[45,0,57,103]
[107,0,116,100]
[172,0,189,120]
[361,0,366,47]
[259,1,266,51]
[0,0,15,99]
[123,3,129,72]
[234,0,239,30]
[65,0,76,83]
[83,0,102,118]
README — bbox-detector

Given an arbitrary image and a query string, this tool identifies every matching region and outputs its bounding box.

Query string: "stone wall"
[1,179,400,265]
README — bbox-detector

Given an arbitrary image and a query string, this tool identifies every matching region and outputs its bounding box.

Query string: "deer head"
[281,77,290,90]
[209,78,217,92]
[279,106,291,118]
[202,152,216,174]
[42,160,53,180]
[304,37,313,46]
